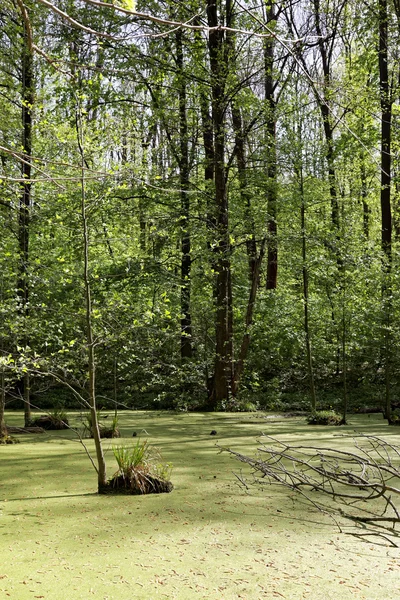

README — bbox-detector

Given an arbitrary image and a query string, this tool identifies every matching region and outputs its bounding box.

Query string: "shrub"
[306,410,345,426]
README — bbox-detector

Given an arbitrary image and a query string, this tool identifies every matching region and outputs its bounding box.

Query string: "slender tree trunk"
[378,0,393,422]
[176,29,193,360]
[360,158,370,239]
[298,167,317,412]
[393,171,400,240]
[379,6,392,264]
[17,18,34,427]
[231,90,266,396]
[313,0,340,230]
[0,366,6,438]
[264,1,278,289]
[231,94,257,279]
[342,292,348,423]
[194,22,215,397]
[194,20,215,224]
[379,0,392,266]
[232,239,267,397]
[76,103,107,491]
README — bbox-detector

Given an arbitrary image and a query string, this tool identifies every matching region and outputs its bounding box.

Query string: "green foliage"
[1,0,400,419]
[307,410,345,426]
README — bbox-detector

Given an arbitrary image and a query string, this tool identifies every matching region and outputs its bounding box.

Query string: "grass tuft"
[31,408,69,430]
[109,439,173,494]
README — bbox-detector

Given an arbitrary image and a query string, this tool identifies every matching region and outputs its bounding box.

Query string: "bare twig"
[218,434,400,544]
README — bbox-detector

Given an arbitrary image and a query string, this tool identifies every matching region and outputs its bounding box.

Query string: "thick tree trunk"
[207,0,234,407]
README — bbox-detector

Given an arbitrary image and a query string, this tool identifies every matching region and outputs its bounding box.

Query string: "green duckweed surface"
[1,411,399,599]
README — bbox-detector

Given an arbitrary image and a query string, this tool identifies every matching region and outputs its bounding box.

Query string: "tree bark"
[176,29,193,360]
[378,0,393,422]
[298,166,317,412]
[264,1,278,289]
[231,86,266,396]
[379,0,392,267]
[17,16,34,427]
[207,0,234,406]
[76,104,107,491]
[0,366,7,438]
[360,158,370,239]
[313,0,340,230]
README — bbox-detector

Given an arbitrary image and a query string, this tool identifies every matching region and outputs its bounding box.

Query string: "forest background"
[1,0,399,424]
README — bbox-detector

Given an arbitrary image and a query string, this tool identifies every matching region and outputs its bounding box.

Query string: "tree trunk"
[176,29,193,360]
[194,21,215,397]
[379,0,392,266]
[17,17,34,427]
[298,167,317,412]
[313,0,340,230]
[76,104,107,491]
[264,1,278,290]
[378,0,393,422]
[232,239,267,397]
[231,93,257,280]
[0,366,7,438]
[231,90,266,396]
[360,157,370,239]
[207,0,234,406]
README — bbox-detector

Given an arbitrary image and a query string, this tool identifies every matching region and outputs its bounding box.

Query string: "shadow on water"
[2,492,98,503]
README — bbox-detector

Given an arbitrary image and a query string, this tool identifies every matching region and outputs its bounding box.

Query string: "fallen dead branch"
[6,426,45,434]
[219,434,400,545]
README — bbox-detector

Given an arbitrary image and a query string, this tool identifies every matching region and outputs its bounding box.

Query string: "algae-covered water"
[1,411,399,599]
